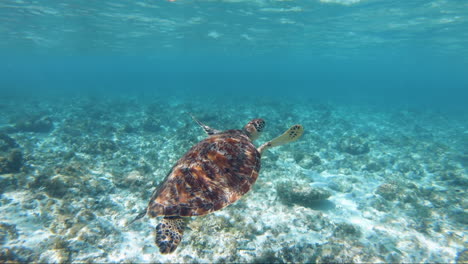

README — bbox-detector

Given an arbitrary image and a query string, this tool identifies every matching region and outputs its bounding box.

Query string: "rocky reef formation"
[13,116,54,133]
[0,134,18,151]
[294,152,322,170]
[0,134,23,175]
[337,134,370,155]
[0,96,465,263]
[276,180,332,208]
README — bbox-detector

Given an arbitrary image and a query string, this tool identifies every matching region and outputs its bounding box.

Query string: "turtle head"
[243,119,265,141]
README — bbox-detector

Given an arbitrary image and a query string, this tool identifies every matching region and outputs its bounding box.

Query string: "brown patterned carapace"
[147,129,261,217]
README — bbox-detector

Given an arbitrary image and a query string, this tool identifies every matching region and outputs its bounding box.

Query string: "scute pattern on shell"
[147,130,261,217]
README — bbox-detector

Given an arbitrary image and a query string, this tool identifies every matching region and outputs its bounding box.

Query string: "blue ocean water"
[1,0,467,263]
[1,0,467,107]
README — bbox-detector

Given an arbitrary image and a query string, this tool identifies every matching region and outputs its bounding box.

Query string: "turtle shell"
[147,129,261,217]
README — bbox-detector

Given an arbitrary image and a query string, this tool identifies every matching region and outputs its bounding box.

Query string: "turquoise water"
[1,0,468,105]
[0,0,467,262]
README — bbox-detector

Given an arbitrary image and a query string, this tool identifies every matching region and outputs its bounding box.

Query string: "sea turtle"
[129,115,304,254]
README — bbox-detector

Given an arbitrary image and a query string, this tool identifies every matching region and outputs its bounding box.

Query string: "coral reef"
[0,95,465,263]
[0,134,23,174]
[276,180,332,207]
[338,134,370,155]
[456,249,468,264]
[0,222,19,245]
[0,149,23,174]
[13,116,54,133]
[294,152,322,169]
[0,134,18,151]
[375,182,398,201]
[0,174,18,194]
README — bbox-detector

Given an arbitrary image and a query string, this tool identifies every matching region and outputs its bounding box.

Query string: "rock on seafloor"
[0,133,23,175]
[337,134,370,155]
[276,180,332,207]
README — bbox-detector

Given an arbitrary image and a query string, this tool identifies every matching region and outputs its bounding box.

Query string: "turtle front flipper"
[155,216,186,254]
[259,124,304,154]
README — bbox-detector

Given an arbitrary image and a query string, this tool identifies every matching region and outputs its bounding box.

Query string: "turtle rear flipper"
[190,113,220,135]
[156,216,186,254]
[259,124,304,154]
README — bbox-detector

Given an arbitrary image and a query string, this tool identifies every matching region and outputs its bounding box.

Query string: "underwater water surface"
[0,0,467,263]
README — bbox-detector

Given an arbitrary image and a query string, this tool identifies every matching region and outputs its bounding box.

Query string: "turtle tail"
[155,216,186,254]
[126,208,147,227]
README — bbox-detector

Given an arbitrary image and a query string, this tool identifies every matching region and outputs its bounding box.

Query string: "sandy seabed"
[0,95,466,263]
